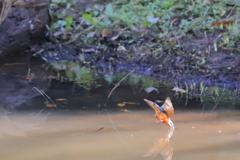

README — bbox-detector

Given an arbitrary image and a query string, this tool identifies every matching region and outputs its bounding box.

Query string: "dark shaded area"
[0,3,49,61]
[0,62,52,109]
[16,77,203,112]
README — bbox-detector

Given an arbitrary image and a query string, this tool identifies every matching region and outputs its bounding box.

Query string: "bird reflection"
[143,127,175,160]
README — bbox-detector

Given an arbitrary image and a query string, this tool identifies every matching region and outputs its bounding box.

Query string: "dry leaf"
[117,103,125,107]
[172,87,186,93]
[55,98,67,101]
[25,77,33,80]
[45,103,57,108]
[210,20,233,26]
[124,102,139,105]
[101,28,108,37]
[53,30,63,37]
[111,35,119,41]
[117,43,126,51]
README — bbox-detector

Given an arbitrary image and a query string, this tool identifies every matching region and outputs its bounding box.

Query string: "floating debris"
[55,98,68,101]
[125,102,139,105]
[117,103,125,107]
[45,103,57,108]
[117,102,139,107]
[119,109,131,113]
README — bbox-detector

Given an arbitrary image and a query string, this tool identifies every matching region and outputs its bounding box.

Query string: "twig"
[32,87,56,117]
[105,110,133,153]
[32,87,49,103]
[184,82,189,106]
[226,5,236,18]
[104,70,135,154]
[40,89,56,104]
[105,69,135,104]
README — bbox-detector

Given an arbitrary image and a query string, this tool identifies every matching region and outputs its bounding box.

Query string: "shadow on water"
[0,61,240,160]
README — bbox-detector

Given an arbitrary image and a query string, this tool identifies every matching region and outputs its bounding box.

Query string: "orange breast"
[155,112,169,125]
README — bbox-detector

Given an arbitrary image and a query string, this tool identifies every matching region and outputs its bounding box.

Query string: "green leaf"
[82,13,93,21]
[65,16,73,29]
[142,20,149,26]
[82,13,96,24]
[105,3,113,17]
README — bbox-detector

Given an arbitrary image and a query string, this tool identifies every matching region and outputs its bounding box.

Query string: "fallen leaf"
[55,98,67,101]
[46,103,57,107]
[124,102,139,105]
[111,35,119,41]
[210,20,233,26]
[25,77,33,80]
[52,30,61,36]
[101,28,108,37]
[117,43,126,51]
[172,87,186,93]
[117,103,125,107]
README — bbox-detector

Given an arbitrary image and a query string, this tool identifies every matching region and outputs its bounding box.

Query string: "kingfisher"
[144,97,174,127]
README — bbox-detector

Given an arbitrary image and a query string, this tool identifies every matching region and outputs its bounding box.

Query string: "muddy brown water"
[0,109,239,160]
[0,63,239,160]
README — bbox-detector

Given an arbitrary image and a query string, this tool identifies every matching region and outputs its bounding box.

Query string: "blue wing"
[155,103,165,113]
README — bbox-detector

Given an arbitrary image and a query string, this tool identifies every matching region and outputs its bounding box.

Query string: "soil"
[0,2,49,62]
[1,0,240,90]
[36,30,240,89]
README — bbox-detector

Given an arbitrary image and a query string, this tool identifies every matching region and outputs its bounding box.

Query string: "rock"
[0,1,49,61]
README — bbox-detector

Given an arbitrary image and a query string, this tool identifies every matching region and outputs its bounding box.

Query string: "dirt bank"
[0,1,49,61]
[2,0,240,91]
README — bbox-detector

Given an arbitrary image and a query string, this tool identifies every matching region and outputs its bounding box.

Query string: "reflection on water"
[143,127,174,160]
[0,62,240,160]
[0,109,240,160]
[0,106,47,137]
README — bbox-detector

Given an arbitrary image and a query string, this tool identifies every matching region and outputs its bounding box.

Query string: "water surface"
[0,109,239,160]
[0,63,239,160]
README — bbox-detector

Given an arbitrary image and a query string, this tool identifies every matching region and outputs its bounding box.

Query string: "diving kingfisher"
[144,97,174,127]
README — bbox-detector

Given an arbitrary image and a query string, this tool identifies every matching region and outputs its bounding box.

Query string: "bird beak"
[168,119,174,128]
